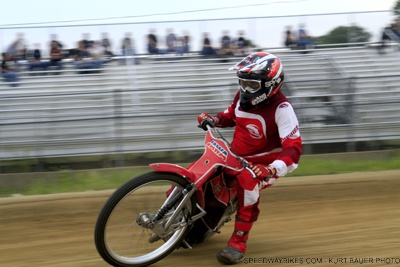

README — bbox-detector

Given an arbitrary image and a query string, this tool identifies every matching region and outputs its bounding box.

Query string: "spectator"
[101,32,114,57]
[49,34,64,50]
[284,25,296,48]
[72,41,102,74]
[121,32,138,64]
[81,33,94,49]
[6,32,27,61]
[6,41,19,61]
[72,40,89,68]
[378,20,400,54]
[177,31,190,55]
[26,43,48,73]
[296,23,315,51]
[1,53,19,87]
[48,40,64,74]
[165,28,178,53]
[381,21,400,44]
[147,29,159,54]
[236,30,249,56]
[200,32,218,57]
[49,34,68,60]
[220,30,234,56]
[88,41,106,64]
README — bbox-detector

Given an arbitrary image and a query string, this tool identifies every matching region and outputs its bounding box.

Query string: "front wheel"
[94,172,196,267]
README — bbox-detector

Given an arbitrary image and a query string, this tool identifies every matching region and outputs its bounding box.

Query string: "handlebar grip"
[245,166,257,179]
[201,119,215,131]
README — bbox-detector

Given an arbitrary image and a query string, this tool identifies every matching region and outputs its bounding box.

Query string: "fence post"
[346,76,356,152]
[113,89,125,167]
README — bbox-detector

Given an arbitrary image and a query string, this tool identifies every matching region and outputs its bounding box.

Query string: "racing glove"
[250,164,277,181]
[197,112,218,131]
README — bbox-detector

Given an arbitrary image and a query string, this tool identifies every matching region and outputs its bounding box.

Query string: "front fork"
[136,182,206,242]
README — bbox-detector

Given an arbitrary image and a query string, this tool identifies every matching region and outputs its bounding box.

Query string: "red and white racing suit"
[214,90,302,253]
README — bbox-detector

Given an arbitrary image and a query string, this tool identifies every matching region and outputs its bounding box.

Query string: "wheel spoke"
[95,173,195,267]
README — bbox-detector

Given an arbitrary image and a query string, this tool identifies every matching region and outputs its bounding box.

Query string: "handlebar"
[205,124,257,179]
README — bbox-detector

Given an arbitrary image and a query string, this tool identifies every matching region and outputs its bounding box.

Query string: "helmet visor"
[238,78,262,93]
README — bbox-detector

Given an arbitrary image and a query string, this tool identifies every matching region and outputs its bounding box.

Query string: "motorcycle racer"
[198,52,302,265]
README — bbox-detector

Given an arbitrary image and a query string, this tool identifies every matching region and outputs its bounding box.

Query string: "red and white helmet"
[230,52,284,110]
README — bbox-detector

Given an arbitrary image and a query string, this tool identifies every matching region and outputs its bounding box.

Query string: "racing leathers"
[213,90,302,253]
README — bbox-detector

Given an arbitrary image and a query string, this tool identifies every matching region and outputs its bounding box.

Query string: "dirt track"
[1,170,400,267]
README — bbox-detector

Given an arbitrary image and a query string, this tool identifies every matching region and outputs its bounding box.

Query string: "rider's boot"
[216,220,253,264]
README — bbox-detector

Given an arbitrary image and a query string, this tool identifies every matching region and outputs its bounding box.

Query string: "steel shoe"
[216,246,244,265]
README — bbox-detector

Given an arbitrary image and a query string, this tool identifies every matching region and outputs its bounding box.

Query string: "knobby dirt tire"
[94,172,196,267]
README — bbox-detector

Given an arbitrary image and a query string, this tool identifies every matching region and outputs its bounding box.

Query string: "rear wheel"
[94,172,196,267]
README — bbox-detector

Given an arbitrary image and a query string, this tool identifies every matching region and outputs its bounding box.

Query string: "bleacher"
[1,45,400,161]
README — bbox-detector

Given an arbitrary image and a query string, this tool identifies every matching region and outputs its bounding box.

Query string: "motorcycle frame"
[150,127,246,208]
[148,127,253,243]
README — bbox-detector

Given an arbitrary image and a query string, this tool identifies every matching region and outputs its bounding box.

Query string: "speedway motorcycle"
[94,122,256,267]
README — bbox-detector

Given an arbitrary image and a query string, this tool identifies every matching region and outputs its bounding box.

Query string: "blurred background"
[1,0,400,173]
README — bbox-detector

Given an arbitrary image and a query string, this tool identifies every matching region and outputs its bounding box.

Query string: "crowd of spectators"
[6,20,399,88]
[144,28,253,57]
[1,29,257,86]
[200,30,253,58]
[283,23,315,52]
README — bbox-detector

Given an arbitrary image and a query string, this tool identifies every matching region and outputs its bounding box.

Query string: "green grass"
[0,168,144,197]
[1,151,399,198]
[287,156,400,177]
[24,169,136,195]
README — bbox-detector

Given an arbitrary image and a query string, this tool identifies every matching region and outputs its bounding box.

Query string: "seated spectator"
[147,29,159,55]
[296,23,315,51]
[101,32,114,57]
[89,41,106,63]
[6,32,27,61]
[235,30,249,56]
[49,34,70,60]
[200,32,218,57]
[1,53,19,87]
[27,44,48,73]
[284,25,296,48]
[381,21,400,42]
[178,32,190,55]
[219,30,234,56]
[379,21,400,54]
[48,40,64,74]
[121,32,138,64]
[5,41,19,61]
[81,33,95,50]
[165,28,178,53]
[72,41,103,74]
[50,34,64,50]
